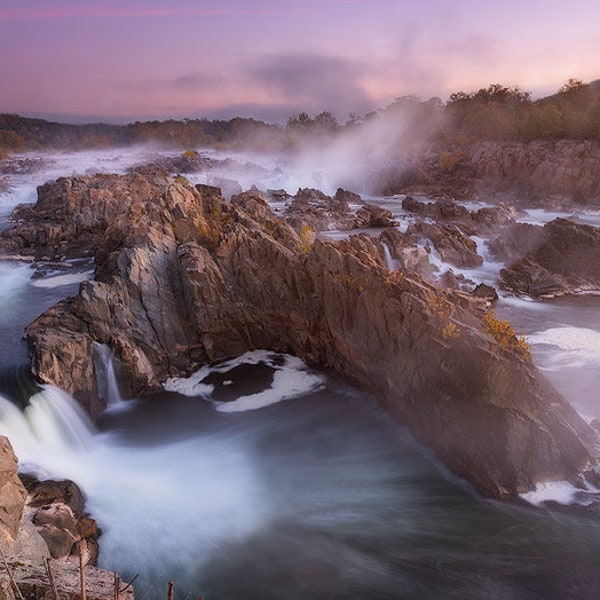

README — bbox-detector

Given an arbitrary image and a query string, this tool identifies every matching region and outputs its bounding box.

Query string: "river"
[1,150,600,599]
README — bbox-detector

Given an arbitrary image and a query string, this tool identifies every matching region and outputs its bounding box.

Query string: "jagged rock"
[285,187,358,231]
[0,437,27,543]
[334,188,363,205]
[24,478,87,515]
[500,218,600,296]
[267,188,291,199]
[355,204,398,228]
[15,173,599,499]
[379,228,432,275]
[383,140,600,206]
[0,172,170,260]
[472,283,499,300]
[408,221,483,268]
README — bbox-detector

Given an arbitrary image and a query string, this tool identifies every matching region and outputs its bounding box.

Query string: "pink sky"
[1,0,598,123]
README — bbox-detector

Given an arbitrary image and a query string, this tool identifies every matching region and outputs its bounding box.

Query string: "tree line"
[1,78,599,157]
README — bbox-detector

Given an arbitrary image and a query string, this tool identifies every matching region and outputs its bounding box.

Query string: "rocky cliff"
[5,173,599,499]
[383,140,600,207]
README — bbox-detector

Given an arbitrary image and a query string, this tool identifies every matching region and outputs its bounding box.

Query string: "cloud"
[249,52,375,117]
[172,72,226,90]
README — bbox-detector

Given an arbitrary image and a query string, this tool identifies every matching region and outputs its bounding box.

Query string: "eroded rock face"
[0,436,27,543]
[15,174,599,498]
[499,218,600,296]
[0,172,169,260]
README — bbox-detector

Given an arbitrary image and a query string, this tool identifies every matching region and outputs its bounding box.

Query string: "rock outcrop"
[12,173,599,499]
[384,140,600,207]
[0,437,27,544]
[499,218,600,297]
[0,436,122,600]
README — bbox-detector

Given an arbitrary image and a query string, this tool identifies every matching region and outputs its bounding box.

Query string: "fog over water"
[1,149,600,599]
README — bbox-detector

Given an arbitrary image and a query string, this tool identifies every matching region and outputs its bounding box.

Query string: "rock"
[0,437,27,544]
[24,478,87,515]
[17,173,600,499]
[379,228,432,275]
[408,221,483,268]
[0,557,134,600]
[334,188,363,205]
[267,188,291,199]
[0,172,170,260]
[355,204,398,228]
[382,140,600,207]
[36,523,78,560]
[472,283,498,300]
[500,218,600,296]
[33,504,79,532]
[285,187,358,231]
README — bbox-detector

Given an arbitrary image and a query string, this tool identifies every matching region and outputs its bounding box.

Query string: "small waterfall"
[382,241,400,270]
[0,385,96,474]
[93,342,126,408]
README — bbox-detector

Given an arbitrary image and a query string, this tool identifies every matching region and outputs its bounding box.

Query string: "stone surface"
[384,140,600,207]
[0,557,134,600]
[13,173,599,499]
[499,218,600,296]
[0,437,27,544]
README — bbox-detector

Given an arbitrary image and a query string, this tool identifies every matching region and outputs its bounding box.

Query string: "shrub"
[299,225,315,253]
[482,310,531,360]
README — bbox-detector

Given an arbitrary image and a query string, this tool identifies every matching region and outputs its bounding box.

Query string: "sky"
[1,0,599,124]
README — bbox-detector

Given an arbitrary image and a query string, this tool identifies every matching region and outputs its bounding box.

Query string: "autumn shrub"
[299,225,315,253]
[482,310,531,360]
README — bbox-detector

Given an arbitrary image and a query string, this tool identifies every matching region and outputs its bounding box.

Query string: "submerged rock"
[10,173,598,499]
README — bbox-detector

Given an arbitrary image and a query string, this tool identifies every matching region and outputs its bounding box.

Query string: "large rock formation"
[499,218,600,297]
[383,140,600,207]
[10,174,599,499]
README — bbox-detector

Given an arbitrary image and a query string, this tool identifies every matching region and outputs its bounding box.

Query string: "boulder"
[408,221,483,268]
[285,187,358,231]
[471,283,498,300]
[355,204,398,228]
[15,173,599,499]
[500,218,600,296]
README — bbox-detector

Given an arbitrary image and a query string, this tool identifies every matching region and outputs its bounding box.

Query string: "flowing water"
[1,152,600,599]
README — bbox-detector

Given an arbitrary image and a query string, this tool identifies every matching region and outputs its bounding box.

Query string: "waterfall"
[381,241,400,270]
[92,342,126,408]
[0,385,96,477]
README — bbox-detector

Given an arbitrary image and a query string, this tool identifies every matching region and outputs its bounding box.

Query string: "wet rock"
[355,204,398,228]
[472,283,498,300]
[408,221,483,268]
[285,187,357,231]
[19,172,600,500]
[379,228,432,275]
[500,218,600,296]
[267,188,291,199]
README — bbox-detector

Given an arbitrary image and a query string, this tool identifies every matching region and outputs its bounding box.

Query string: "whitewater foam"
[520,480,583,506]
[529,326,600,369]
[164,350,325,412]
[30,270,93,289]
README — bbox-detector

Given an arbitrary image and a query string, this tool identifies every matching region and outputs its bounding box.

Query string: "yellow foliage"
[482,310,531,360]
[299,225,316,253]
[385,270,404,286]
[442,322,461,339]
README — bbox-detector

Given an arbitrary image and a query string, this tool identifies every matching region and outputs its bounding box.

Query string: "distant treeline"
[1,78,599,156]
